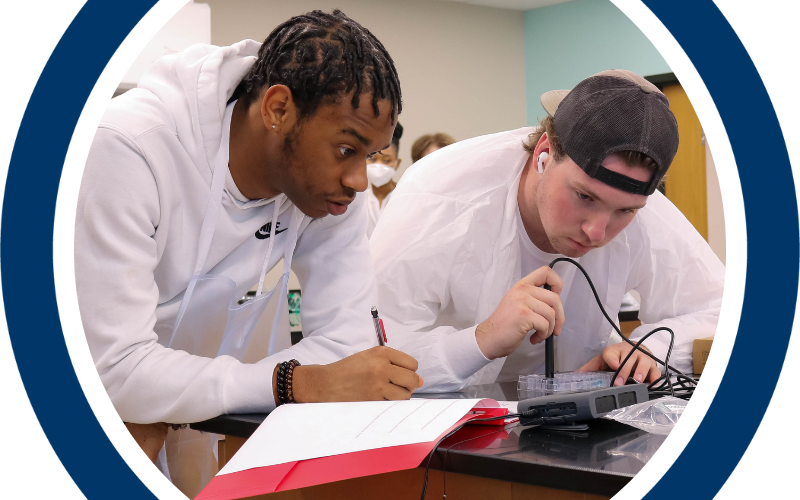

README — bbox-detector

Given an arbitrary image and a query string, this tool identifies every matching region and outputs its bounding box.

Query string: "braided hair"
[234,10,402,121]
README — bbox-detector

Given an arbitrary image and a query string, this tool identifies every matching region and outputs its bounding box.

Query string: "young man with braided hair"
[371,70,724,393]
[76,10,418,493]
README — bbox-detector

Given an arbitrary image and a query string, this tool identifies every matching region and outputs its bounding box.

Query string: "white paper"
[219,398,492,475]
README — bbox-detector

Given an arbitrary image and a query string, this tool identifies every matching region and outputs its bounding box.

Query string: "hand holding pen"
[274,307,420,401]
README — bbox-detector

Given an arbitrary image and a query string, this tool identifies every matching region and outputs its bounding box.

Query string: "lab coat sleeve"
[76,127,275,424]
[285,191,379,364]
[626,192,725,376]
[371,192,493,392]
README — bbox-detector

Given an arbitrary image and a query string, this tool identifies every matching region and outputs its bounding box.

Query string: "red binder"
[196,406,508,500]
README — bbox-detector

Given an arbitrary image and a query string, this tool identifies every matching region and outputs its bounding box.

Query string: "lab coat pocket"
[167,274,236,358]
[217,274,291,363]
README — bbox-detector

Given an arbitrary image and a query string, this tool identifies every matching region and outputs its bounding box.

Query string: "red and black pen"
[371,306,388,346]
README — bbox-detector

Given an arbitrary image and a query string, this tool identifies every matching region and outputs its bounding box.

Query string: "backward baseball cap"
[540,69,679,196]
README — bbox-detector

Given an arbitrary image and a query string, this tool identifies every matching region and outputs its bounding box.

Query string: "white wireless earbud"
[537,152,549,174]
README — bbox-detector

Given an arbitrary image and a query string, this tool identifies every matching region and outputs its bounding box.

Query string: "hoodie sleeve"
[370,192,494,392]
[625,192,725,376]
[76,126,275,424]
[283,192,379,363]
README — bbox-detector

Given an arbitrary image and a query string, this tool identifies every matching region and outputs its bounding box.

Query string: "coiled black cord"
[547,257,698,397]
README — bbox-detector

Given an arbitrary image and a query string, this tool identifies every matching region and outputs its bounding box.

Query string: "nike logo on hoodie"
[255,221,288,240]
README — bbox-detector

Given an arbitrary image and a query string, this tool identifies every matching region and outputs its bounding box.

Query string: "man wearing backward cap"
[370,70,724,391]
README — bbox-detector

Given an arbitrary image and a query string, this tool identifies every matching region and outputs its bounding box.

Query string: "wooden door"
[662,83,708,239]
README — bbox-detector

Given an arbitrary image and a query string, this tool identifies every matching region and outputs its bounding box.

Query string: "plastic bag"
[607,433,667,463]
[603,397,686,435]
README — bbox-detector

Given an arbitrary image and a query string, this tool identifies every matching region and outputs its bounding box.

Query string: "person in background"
[410,132,456,163]
[365,123,403,238]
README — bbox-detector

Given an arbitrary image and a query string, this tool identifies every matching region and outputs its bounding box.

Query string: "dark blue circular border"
[2,1,158,498]
[640,1,797,498]
[1,1,795,499]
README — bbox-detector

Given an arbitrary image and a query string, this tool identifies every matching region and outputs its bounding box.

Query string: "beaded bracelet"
[276,359,301,405]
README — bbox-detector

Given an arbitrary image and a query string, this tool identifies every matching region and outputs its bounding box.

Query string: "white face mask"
[367,162,396,187]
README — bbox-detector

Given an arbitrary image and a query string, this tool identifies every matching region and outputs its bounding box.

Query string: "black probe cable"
[546,258,698,392]
[649,373,696,400]
[419,412,537,500]
[609,326,674,397]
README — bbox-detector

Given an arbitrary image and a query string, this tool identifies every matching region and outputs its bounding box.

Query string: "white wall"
[120,2,210,89]
[199,0,528,179]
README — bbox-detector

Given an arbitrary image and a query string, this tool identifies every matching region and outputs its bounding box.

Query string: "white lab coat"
[76,40,378,425]
[370,128,725,392]
[365,187,392,238]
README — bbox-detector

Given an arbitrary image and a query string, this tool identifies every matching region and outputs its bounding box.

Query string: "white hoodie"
[76,41,377,424]
[371,128,725,391]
